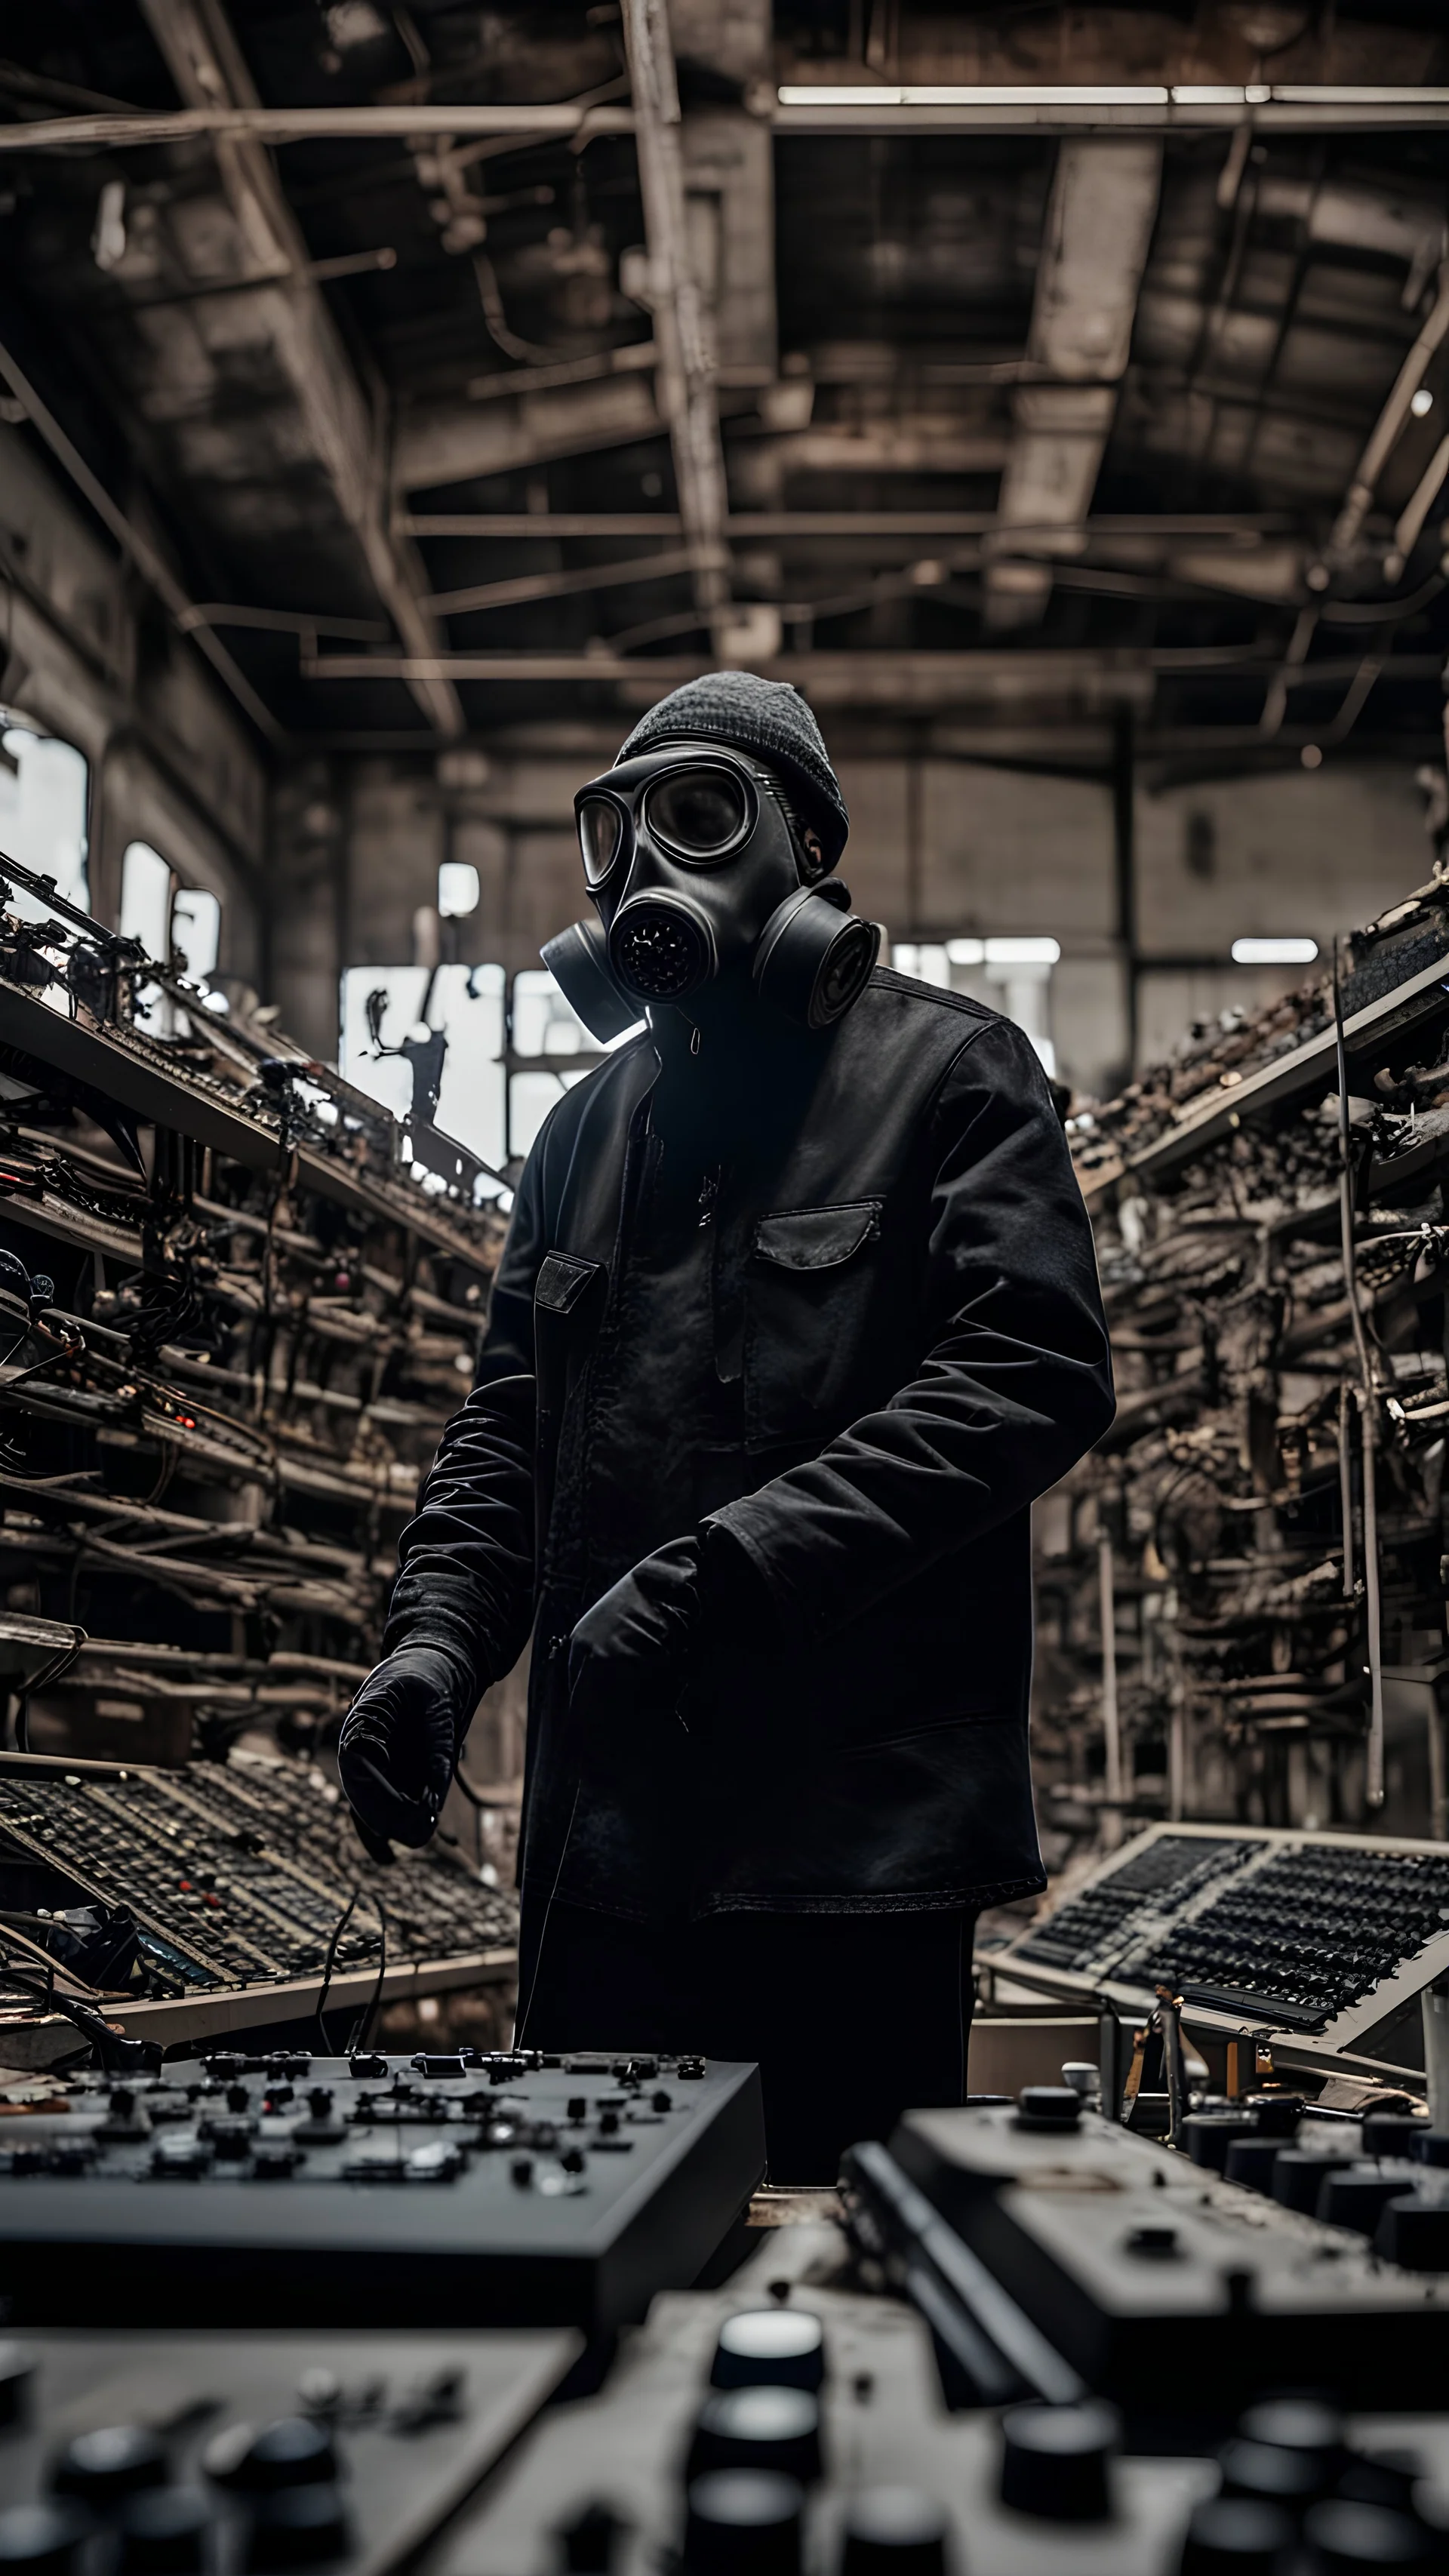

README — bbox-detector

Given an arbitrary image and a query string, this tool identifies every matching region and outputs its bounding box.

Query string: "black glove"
[567,1536,701,1734]
[337,1644,475,1852]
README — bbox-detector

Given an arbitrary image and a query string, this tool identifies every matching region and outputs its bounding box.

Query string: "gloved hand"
[567,1536,701,1734]
[337,1643,474,1853]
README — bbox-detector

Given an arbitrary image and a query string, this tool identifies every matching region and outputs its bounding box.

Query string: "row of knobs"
[0,2411,346,2574]
[614,2307,1131,2572]
[1180,2397,1448,2571]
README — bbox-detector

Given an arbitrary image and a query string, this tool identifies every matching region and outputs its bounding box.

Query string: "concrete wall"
[0,426,266,980]
[321,735,1439,1104]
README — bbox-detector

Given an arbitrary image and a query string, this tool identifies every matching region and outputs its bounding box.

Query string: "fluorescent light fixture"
[946,937,984,965]
[1412,386,1435,417]
[985,936,1061,966]
[777,85,1170,107]
[1232,936,1318,965]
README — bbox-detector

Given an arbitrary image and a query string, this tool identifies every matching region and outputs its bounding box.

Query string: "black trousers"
[518,1900,977,2184]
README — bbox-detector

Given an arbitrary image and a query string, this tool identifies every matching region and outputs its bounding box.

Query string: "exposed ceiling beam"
[620,0,732,651]
[423,547,695,616]
[0,103,637,149]
[986,140,1162,630]
[137,0,463,738]
[403,511,1298,540]
[10,89,1449,149]
[298,648,1442,716]
[393,373,664,492]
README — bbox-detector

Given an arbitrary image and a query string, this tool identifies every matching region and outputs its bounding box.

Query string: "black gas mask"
[542,740,879,1042]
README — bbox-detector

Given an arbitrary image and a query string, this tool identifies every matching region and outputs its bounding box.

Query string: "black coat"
[385,968,1114,1940]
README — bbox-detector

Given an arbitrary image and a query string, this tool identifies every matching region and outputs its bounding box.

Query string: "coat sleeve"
[703,1016,1115,1645]
[381,1132,546,1691]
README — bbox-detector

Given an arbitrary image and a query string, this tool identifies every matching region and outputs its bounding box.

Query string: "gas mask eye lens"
[642,768,749,863]
[577,797,624,886]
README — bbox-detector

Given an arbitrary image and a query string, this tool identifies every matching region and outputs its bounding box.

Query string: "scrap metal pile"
[0,851,515,2027]
[1034,876,1449,1870]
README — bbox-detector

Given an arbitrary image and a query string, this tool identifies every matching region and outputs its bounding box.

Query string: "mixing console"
[0,2049,765,2332]
[0,2326,580,2576]
[1003,1822,1449,2071]
[0,1754,515,2028]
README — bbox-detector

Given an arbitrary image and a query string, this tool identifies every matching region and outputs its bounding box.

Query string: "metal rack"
[1034,874,1449,1862]
[0,853,517,2046]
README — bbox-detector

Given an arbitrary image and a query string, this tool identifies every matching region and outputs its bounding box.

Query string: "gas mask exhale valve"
[542,743,880,1040]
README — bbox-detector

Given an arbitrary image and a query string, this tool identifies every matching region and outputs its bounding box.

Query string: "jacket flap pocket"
[753,1200,883,1271]
[534,1251,604,1315]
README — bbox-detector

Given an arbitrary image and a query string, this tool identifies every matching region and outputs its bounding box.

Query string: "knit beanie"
[615,672,850,867]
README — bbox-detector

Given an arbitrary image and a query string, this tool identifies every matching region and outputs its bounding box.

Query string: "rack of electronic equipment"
[1032,871,1449,1866]
[0,851,517,2066]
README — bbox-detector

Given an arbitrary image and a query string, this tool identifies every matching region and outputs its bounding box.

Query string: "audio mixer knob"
[690,2390,822,2485]
[1220,2439,1327,2511]
[117,2489,211,2575]
[211,2421,337,2494]
[0,2505,90,2576]
[1300,2499,1432,2569]
[1225,2140,1289,2196]
[246,2488,349,2571]
[1317,2171,1413,2236]
[1375,2194,1449,2272]
[1270,2149,1355,2214]
[998,2402,1118,2522]
[1179,2498,1295,2572]
[1014,2088,1081,2133]
[711,2313,825,2394]
[683,2471,802,2574]
[54,2427,168,2507]
[838,2487,949,2572]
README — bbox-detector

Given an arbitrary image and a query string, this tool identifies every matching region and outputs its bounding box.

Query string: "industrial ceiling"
[4,2,1449,774]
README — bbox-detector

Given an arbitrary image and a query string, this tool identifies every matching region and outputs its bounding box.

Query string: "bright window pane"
[339,963,506,1177]
[119,842,172,959]
[171,885,221,982]
[0,728,89,919]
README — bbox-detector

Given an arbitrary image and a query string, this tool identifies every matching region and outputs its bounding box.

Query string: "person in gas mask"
[338,674,1113,2180]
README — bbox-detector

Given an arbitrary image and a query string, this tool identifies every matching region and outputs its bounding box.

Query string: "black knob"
[209,2420,336,2494]
[1414,2134,1449,2168]
[1224,2140,1286,2196]
[712,2313,825,2393]
[689,2389,822,2485]
[1015,2088,1081,2132]
[1361,2117,1426,2159]
[1183,2115,1258,2174]
[118,2490,211,2575]
[1317,2171,1411,2236]
[1300,2499,1431,2568]
[1179,2498,1295,2572]
[0,2504,90,2576]
[1219,2439,1327,2510]
[683,2471,801,2574]
[54,2427,168,2506]
[1375,2193,1449,2272]
[998,2402,1117,2522]
[556,2499,625,2573]
[838,2486,949,2572]
[1270,2150,1355,2214]
[511,2156,534,2189]
[598,2110,620,2136]
[567,2098,587,2124]
[652,2091,673,2113]
[1245,2096,1303,2139]
[1238,2399,1343,2459]
[246,2487,349,2571]
[0,2344,32,2428]
[306,2091,334,2120]
[226,2087,251,2114]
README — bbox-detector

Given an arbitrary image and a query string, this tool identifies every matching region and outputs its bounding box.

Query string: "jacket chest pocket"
[534,1251,606,1411]
[743,1200,884,1446]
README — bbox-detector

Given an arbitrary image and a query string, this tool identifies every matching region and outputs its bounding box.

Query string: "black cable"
[347,1897,388,2056]
[314,1888,358,2050]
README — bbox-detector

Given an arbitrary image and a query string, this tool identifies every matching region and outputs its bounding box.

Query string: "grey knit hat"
[615,672,850,866]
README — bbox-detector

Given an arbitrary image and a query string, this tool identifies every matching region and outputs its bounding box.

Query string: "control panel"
[999,1821,1449,2073]
[0,2326,580,2576]
[0,2049,765,2334]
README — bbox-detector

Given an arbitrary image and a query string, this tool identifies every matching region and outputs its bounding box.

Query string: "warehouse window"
[120,843,224,1036]
[339,963,508,1189]
[893,936,1060,1077]
[0,721,89,919]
